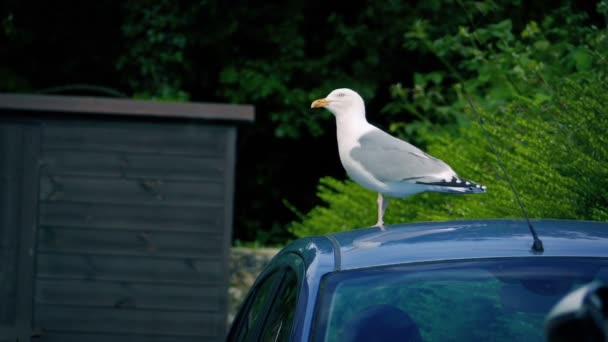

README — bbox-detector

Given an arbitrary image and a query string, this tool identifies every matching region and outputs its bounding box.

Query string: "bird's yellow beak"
[310,98,329,109]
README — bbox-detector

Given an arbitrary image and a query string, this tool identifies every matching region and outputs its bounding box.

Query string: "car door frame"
[227,251,306,341]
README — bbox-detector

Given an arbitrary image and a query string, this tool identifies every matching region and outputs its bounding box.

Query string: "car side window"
[231,270,284,341]
[260,269,298,341]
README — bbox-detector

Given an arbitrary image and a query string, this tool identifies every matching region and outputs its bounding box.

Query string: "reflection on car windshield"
[313,258,608,342]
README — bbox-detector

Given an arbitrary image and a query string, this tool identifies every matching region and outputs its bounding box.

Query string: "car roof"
[280,219,608,273]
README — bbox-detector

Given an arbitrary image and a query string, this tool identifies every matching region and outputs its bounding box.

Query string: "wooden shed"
[0,93,254,342]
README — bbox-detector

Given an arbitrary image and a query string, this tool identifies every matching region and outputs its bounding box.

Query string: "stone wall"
[227,247,279,324]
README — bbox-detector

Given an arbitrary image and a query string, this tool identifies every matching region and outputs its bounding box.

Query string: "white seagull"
[311,88,486,229]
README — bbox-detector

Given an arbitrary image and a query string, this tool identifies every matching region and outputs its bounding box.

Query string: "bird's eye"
[337,93,346,97]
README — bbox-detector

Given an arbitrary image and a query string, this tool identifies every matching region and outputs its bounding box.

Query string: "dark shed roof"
[0,93,255,122]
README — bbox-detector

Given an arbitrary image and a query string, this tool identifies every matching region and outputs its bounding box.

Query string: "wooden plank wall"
[34,119,234,341]
[0,122,39,342]
[0,124,19,336]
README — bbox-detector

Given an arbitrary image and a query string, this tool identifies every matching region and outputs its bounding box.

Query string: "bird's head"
[310,88,365,117]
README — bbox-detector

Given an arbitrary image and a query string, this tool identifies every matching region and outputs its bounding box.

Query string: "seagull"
[311,88,486,229]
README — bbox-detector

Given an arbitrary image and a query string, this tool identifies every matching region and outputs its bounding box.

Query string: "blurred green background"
[1,0,606,246]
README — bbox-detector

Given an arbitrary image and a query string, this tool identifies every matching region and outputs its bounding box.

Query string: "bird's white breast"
[336,120,389,193]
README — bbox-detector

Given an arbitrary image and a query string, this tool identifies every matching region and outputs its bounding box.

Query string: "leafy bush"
[289,5,608,237]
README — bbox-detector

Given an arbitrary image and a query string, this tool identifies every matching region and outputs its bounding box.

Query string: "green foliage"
[217,0,538,139]
[390,5,608,143]
[118,0,191,101]
[217,2,413,138]
[290,5,608,237]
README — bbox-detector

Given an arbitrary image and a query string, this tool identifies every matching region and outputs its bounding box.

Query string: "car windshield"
[312,257,608,342]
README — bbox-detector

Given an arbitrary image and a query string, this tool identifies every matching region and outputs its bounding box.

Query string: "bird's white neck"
[335,109,373,147]
[334,105,367,128]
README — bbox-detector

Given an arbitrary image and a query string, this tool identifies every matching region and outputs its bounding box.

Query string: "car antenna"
[467,99,544,253]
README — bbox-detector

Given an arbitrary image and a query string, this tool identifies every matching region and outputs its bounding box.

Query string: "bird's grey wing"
[350,129,455,183]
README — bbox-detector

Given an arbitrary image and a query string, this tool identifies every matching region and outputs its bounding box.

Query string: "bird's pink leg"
[375,193,389,230]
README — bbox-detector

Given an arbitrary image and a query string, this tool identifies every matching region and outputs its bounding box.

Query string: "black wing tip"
[416,176,487,193]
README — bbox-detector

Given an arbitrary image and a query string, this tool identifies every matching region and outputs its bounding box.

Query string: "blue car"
[227,219,608,341]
